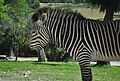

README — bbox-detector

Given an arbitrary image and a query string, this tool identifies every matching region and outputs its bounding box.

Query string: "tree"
[90,0,120,21]
[0,0,13,57]
[0,26,12,56]
[27,0,40,9]
[0,0,42,60]
[2,0,30,61]
[89,0,120,66]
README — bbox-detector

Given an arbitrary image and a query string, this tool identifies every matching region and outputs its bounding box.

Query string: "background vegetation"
[0,0,120,62]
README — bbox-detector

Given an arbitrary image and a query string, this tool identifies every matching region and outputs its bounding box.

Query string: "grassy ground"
[0,61,120,81]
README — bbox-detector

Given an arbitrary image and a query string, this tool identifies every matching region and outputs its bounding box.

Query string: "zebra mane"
[32,7,86,22]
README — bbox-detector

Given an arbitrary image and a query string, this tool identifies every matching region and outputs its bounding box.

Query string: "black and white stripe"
[30,7,120,81]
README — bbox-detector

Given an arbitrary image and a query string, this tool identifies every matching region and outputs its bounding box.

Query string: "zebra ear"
[41,13,47,22]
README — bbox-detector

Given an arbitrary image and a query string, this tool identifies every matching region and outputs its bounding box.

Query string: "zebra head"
[29,8,49,50]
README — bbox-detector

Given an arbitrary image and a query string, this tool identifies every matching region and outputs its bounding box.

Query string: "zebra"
[30,7,120,81]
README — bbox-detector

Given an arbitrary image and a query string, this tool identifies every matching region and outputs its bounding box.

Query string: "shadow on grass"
[32,61,67,66]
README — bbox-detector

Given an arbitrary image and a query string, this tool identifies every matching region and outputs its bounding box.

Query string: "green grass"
[0,61,120,81]
[0,61,81,81]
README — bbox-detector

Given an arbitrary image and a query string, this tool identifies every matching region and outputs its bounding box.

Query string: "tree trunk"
[96,8,114,66]
[15,44,20,61]
[15,48,19,61]
[103,8,114,21]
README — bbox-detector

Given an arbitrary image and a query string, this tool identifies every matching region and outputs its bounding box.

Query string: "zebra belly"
[91,51,120,61]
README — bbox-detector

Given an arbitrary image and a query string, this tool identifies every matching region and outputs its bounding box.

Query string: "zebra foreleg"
[78,58,92,81]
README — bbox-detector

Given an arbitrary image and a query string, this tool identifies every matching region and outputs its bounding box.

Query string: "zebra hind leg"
[78,59,92,81]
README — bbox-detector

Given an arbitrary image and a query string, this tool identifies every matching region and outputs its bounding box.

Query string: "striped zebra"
[30,7,120,81]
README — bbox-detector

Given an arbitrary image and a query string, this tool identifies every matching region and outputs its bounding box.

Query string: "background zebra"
[30,7,120,81]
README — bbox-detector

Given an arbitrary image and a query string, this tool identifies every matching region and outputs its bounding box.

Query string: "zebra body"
[30,7,120,81]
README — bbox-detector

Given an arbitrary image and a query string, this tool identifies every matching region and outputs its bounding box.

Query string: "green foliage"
[0,0,10,21]
[0,26,12,55]
[39,0,74,3]
[44,42,70,62]
[27,0,40,9]
[0,0,32,57]
[6,0,29,27]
